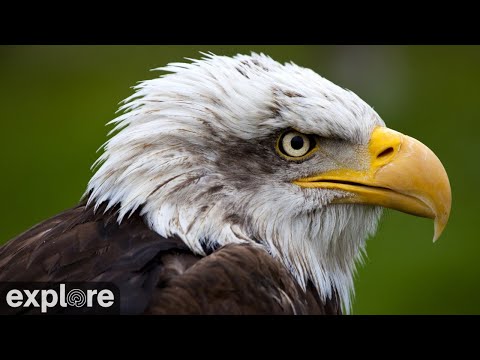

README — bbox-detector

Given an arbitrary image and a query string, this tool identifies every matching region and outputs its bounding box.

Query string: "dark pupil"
[290,136,304,150]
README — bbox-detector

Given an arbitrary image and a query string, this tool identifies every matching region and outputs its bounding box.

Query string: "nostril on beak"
[377,147,394,159]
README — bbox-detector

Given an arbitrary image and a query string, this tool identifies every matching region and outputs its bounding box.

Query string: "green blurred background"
[0,46,478,314]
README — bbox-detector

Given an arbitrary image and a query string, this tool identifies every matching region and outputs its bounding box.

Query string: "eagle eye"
[277,130,318,159]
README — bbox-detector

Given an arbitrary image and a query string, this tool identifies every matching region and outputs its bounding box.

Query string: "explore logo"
[0,282,120,315]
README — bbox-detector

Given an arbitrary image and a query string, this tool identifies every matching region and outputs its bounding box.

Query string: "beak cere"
[293,126,452,242]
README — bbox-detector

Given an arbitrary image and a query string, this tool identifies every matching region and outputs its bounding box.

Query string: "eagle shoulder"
[146,243,340,315]
[0,203,340,315]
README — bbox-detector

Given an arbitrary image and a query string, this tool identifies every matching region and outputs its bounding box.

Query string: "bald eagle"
[0,53,451,315]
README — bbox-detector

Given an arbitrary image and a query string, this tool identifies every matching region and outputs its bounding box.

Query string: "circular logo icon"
[66,289,86,307]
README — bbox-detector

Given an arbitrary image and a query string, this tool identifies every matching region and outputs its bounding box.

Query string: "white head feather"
[86,52,385,313]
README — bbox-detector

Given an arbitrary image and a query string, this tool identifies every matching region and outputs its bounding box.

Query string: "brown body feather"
[0,203,340,315]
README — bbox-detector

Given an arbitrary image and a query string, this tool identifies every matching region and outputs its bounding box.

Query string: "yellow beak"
[293,126,451,242]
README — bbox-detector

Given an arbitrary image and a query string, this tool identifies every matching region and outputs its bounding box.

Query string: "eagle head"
[86,53,451,312]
